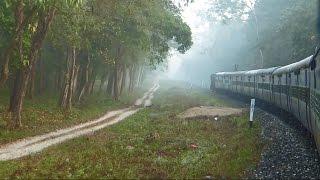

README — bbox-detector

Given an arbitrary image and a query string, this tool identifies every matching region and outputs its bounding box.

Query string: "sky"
[166,0,213,80]
[164,0,255,86]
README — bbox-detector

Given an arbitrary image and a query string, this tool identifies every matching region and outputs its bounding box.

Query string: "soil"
[178,106,243,119]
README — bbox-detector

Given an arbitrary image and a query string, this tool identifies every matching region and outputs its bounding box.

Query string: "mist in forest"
[0,0,318,128]
[162,0,318,86]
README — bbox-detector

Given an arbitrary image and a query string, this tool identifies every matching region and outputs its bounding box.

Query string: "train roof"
[246,67,280,75]
[215,71,247,76]
[215,67,279,76]
[273,55,313,75]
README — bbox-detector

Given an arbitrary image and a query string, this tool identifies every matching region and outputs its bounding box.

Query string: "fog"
[163,0,256,86]
[161,0,317,86]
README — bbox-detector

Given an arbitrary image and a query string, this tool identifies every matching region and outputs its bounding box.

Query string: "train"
[210,49,320,153]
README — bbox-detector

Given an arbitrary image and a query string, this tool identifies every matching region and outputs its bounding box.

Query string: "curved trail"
[0,84,160,161]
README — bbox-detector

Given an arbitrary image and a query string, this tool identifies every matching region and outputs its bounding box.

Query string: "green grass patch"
[0,81,263,178]
[0,89,144,144]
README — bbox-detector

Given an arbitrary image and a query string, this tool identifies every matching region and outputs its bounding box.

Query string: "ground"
[0,88,144,144]
[0,81,263,178]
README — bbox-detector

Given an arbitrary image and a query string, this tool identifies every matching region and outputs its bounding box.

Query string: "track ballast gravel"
[248,109,320,179]
[213,92,320,179]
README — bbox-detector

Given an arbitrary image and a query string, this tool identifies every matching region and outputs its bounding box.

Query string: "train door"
[254,75,256,97]
[229,75,232,91]
[247,75,251,96]
[278,75,282,108]
[240,75,244,94]
[270,76,273,103]
[210,74,216,91]
[288,73,292,112]
[306,69,312,131]
[296,72,301,120]
[272,75,275,104]
[258,75,266,100]
[291,72,300,120]
[310,52,320,150]
[282,73,289,111]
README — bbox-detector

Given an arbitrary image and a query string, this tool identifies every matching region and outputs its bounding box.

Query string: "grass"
[0,88,145,144]
[0,81,264,178]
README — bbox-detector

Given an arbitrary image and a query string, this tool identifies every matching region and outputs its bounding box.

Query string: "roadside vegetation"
[0,82,263,178]
[0,86,145,144]
[0,0,192,129]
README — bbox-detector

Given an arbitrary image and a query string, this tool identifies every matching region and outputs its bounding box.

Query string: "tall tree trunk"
[39,56,45,95]
[117,66,123,96]
[120,66,126,95]
[8,7,56,127]
[9,71,22,112]
[106,71,114,96]
[113,63,119,100]
[59,52,70,110]
[140,67,146,87]
[137,66,144,87]
[0,1,36,87]
[252,8,264,68]
[112,43,125,100]
[77,53,91,102]
[67,48,76,110]
[72,64,80,98]
[59,47,77,111]
[99,72,108,94]
[129,65,136,92]
[27,61,36,99]
[9,68,31,128]
[88,73,96,95]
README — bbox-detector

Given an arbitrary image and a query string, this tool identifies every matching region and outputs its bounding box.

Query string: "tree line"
[0,0,192,128]
[241,0,318,68]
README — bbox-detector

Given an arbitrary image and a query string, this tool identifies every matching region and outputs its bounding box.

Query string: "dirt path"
[0,84,160,161]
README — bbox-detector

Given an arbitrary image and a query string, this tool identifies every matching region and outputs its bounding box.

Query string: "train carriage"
[211,50,320,154]
[243,72,252,97]
[310,51,320,151]
[255,67,279,102]
[245,70,259,98]
[273,56,313,130]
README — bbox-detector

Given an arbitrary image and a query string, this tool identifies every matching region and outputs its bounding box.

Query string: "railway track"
[214,92,320,178]
[250,108,320,179]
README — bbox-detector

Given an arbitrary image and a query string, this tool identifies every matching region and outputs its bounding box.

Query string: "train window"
[305,69,307,86]
[316,67,320,90]
[283,74,286,85]
[288,73,291,85]
[313,53,320,89]
[300,69,306,87]
[261,75,265,82]
[272,76,274,84]
[285,74,288,85]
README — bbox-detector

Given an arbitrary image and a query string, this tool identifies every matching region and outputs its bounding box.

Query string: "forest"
[0,0,318,126]
[241,0,318,68]
[168,0,319,83]
[0,0,319,178]
[0,0,192,128]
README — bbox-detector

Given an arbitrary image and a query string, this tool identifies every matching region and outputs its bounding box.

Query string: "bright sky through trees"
[166,0,256,80]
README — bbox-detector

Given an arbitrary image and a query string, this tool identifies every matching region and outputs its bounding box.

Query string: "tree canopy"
[0,0,192,128]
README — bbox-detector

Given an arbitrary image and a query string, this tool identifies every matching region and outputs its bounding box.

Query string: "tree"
[0,0,193,128]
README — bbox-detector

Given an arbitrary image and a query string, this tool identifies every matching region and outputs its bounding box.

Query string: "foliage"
[0,82,263,178]
[242,0,318,67]
[0,0,193,126]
